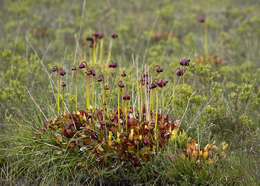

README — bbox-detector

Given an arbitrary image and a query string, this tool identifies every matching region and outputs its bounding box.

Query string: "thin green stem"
[155,89,159,151]
[75,71,78,111]
[86,76,90,109]
[62,87,65,114]
[99,39,104,64]
[204,23,208,60]
[57,74,60,114]
[107,38,113,64]
[118,88,121,131]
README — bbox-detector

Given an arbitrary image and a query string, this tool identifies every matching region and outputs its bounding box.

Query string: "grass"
[0,0,259,185]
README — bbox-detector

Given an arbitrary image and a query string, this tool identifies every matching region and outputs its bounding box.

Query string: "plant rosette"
[43,109,179,166]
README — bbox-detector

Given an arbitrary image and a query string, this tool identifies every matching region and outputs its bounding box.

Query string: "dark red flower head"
[93,32,99,40]
[86,36,94,42]
[157,80,168,88]
[59,69,66,76]
[111,33,118,39]
[121,71,126,77]
[71,66,76,71]
[156,66,163,73]
[79,62,86,69]
[98,33,104,39]
[61,81,66,87]
[176,69,184,76]
[97,75,103,82]
[180,58,190,66]
[118,81,125,88]
[149,83,157,89]
[52,66,58,72]
[123,94,131,101]
[199,16,205,23]
[108,61,117,68]
[85,69,93,76]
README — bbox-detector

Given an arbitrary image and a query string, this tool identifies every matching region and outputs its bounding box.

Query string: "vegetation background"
[0,0,259,185]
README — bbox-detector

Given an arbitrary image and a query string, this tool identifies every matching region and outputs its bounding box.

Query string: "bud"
[52,66,58,72]
[85,69,92,76]
[123,94,131,101]
[108,61,117,68]
[86,36,94,42]
[121,71,126,77]
[118,81,125,88]
[71,66,76,71]
[111,33,118,39]
[156,66,163,73]
[176,69,184,76]
[149,83,157,89]
[59,69,66,76]
[79,62,86,69]
[98,33,104,39]
[61,81,66,87]
[199,16,205,23]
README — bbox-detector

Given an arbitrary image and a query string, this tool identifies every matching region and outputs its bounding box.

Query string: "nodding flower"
[108,61,117,68]
[199,16,205,23]
[52,66,58,72]
[149,83,157,89]
[71,66,77,71]
[156,66,163,73]
[86,36,94,42]
[79,62,86,69]
[123,94,131,101]
[85,69,93,76]
[157,80,168,88]
[97,75,103,82]
[111,33,118,39]
[59,69,66,76]
[121,71,126,77]
[61,81,66,87]
[98,33,104,39]
[176,69,184,76]
[118,81,125,88]
[93,32,99,40]
[180,58,190,66]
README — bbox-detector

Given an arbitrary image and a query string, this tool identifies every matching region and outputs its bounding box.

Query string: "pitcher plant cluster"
[44,32,227,166]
